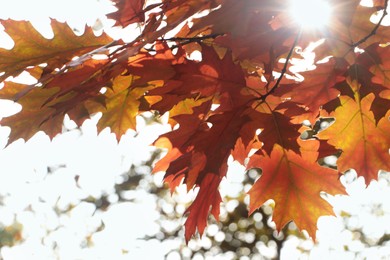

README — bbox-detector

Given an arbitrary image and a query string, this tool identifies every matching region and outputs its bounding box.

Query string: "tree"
[0,0,389,243]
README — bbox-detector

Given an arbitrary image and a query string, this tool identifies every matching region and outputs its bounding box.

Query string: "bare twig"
[351,0,389,48]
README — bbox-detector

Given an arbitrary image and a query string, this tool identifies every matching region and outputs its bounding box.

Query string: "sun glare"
[289,0,332,29]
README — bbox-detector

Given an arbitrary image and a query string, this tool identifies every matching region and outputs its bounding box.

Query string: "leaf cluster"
[0,0,389,242]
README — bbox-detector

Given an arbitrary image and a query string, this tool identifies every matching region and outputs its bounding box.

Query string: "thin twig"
[145,33,224,51]
[13,39,123,101]
[351,0,389,48]
[259,29,302,102]
[161,33,224,42]
[160,33,224,50]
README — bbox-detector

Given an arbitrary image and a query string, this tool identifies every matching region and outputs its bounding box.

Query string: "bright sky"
[0,1,174,259]
[0,0,390,259]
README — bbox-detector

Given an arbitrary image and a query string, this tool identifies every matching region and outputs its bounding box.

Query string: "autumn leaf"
[247,109,302,155]
[276,57,347,116]
[346,4,390,47]
[319,89,390,184]
[1,0,390,244]
[146,44,248,114]
[186,0,294,68]
[0,19,113,81]
[248,143,345,239]
[44,59,110,101]
[108,0,146,27]
[370,44,390,89]
[154,103,252,242]
[184,173,222,242]
[90,75,156,141]
[153,102,211,185]
[0,82,62,143]
[312,2,389,62]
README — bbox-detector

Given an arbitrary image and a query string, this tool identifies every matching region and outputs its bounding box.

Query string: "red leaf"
[248,110,302,155]
[108,0,146,27]
[370,45,390,89]
[184,173,222,242]
[276,58,347,116]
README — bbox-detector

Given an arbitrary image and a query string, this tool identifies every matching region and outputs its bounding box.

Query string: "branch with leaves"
[351,0,389,47]
[0,0,390,243]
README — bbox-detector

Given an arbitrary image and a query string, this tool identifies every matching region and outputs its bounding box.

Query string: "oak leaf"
[108,0,146,27]
[90,75,157,141]
[1,0,390,244]
[319,81,390,184]
[0,19,112,81]
[248,143,345,239]
[370,45,390,89]
[276,58,347,116]
[0,82,62,143]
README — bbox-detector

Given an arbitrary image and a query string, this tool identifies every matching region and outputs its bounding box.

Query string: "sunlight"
[289,0,332,29]
[1,0,390,259]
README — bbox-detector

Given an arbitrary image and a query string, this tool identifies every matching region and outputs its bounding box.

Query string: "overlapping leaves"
[0,0,389,243]
[0,19,113,82]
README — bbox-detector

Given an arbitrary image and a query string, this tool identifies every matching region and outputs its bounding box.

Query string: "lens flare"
[289,0,332,29]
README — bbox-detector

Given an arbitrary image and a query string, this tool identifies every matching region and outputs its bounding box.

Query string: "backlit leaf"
[248,144,345,239]
[0,19,112,81]
[0,82,61,143]
[1,0,390,244]
[319,80,390,184]
[90,75,156,141]
[108,0,146,27]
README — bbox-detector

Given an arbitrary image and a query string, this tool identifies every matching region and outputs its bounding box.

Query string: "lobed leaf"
[1,0,390,244]
[0,19,113,82]
[248,143,345,239]
[319,88,390,184]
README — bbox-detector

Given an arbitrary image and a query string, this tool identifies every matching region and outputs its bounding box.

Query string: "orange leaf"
[0,19,112,81]
[248,144,345,239]
[319,90,390,184]
[0,82,62,143]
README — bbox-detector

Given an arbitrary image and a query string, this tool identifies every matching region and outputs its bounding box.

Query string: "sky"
[0,1,174,259]
[0,0,390,259]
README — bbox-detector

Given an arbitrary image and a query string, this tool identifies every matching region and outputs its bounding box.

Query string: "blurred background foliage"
[0,0,390,258]
[0,114,389,259]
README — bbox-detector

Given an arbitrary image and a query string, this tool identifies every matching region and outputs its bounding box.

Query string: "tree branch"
[259,29,302,102]
[351,0,389,48]
[161,33,224,43]
[13,39,123,102]
[159,33,224,50]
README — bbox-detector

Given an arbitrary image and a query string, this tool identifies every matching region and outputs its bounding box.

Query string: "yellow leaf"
[0,19,112,81]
